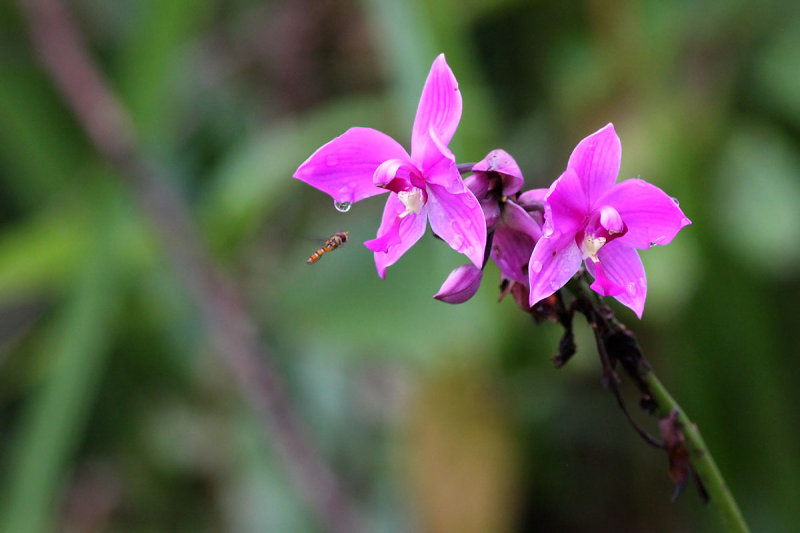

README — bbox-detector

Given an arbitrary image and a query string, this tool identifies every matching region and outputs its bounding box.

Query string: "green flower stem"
[642,368,750,533]
[569,277,749,532]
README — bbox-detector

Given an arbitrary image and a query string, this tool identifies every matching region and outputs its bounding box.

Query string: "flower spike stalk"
[564,279,750,533]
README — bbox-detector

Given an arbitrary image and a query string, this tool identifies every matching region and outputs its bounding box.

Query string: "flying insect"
[307,231,349,264]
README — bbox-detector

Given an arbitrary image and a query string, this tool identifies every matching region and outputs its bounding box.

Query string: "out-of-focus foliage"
[1,0,799,531]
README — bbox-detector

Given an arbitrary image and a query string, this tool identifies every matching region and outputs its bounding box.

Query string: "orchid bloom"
[528,124,691,317]
[468,150,544,285]
[293,54,486,277]
[435,150,544,304]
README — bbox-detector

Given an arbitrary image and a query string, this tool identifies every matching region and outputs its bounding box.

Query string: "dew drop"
[549,280,561,291]
[531,260,542,273]
[671,196,680,206]
[639,276,646,288]
[626,282,636,295]
[334,201,351,213]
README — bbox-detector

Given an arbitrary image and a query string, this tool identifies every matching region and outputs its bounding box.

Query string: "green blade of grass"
[0,201,123,533]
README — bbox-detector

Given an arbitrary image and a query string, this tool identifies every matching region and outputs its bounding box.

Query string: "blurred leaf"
[0,203,92,301]
[0,64,85,206]
[640,236,700,322]
[753,22,800,128]
[268,223,505,366]
[0,177,155,302]
[713,123,800,277]
[362,0,436,118]
[200,95,393,246]
[0,201,123,533]
[675,256,800,532]
[220,410,313,532]
[363,0,498,156]
[115,0,213,150]
[406,370,518,533]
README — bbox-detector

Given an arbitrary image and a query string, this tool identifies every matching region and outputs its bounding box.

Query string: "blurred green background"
[2,0,800,531]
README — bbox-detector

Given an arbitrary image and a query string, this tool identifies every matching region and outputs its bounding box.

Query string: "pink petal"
[434,264,483,304]
[410,54,462,158]
[472,149,524,196]
[363,194,428,278]
[491,202,540,284]
[502,200,542,241]
[586,261,625,297]
[480,198,501,228]
[464,173,491,199]
[527,232,582,307]
[412,127,458,190]
[567,123,621,203]
[585,240,647,318]
[543,169,589,238]
[516,188,549,207]
[598,179,692,249]
[373,158,419,192]
[426,181,487,267]
[294,127,409,204]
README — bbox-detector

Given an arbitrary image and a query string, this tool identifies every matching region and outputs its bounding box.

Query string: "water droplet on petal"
[531,260,542,273]
[549,280,561,291]
[334,201,351,213]
[639,277,646,288]
[626,282,636,295]
[671,196,680,206]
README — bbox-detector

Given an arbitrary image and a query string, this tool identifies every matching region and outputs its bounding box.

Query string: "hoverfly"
[307,231,349,264]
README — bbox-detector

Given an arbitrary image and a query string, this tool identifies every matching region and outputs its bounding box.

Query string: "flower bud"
[472,149,524,197]
[433,264,483,304]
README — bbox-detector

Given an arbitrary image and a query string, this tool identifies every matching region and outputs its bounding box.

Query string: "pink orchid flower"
[471,151,543,286]
[293,54,486,277]
[528,123,691,317]
[435,150,544,304]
